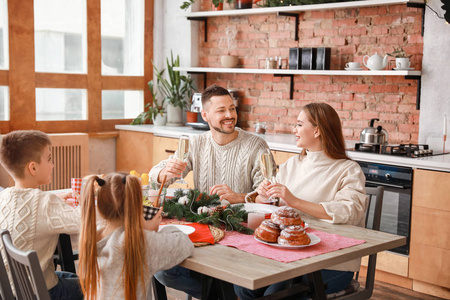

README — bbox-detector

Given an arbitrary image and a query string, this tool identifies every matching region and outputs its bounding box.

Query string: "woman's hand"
[266,183,296,205]
[143,207,163,231]
[255,180,271,203]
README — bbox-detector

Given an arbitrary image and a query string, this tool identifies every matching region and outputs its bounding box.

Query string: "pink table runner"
[218,229,365,263]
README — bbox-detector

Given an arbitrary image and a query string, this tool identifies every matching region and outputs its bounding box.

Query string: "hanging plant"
[163,189,253,234]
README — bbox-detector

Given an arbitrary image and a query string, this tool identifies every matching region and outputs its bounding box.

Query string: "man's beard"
[210,118,236,134]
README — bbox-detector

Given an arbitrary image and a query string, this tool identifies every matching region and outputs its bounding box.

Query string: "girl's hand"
[266,183,295,205]
[256,180,271,198]
[143,207,163,231]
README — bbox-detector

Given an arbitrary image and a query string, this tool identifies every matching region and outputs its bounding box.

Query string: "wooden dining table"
[153,217,406,300]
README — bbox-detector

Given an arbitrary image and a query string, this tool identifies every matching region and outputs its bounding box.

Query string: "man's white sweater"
[150,128,274,194]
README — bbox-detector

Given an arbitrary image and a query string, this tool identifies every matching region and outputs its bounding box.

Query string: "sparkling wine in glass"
[259,150,278,204]
[176,135,189,184]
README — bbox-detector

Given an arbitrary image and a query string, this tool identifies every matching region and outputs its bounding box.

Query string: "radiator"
[40,133,89,191]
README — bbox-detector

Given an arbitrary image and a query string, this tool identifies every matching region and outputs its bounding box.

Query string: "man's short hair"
[0,130,51,178]
[201,84,231,108]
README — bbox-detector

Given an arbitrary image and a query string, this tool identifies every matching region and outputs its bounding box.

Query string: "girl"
[236,103,367,299]
[78,173,193,300]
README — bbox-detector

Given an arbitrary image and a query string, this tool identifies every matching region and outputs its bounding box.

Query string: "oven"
[357,161,412,255]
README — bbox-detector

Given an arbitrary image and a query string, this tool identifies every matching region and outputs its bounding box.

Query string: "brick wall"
[196,2,423,143]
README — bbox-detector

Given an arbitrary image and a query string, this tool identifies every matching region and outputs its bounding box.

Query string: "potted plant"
[220,26,239,68]
[153,52,197,126]
[131,81,167,126]
[387,47,412,70]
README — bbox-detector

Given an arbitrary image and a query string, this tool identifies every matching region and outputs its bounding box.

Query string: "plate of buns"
[253,206,319,249]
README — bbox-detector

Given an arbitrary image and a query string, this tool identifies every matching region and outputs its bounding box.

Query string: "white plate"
[393,67,414,70]
[254,233,320,249]
[233,203,278,214]
[345,68,363,71]
[158,224,195,235]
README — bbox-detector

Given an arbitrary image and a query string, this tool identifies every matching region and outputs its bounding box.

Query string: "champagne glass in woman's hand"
[175,135,189,184]
[259,149,279,205]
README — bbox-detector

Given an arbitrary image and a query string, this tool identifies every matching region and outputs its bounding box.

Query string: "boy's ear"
[27,162,37,176]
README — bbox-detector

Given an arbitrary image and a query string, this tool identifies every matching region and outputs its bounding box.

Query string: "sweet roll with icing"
[278,225,311,246]
[254,220,281,243]
[271,206,303,227]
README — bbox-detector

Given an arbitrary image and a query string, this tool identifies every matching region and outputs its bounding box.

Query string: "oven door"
[365,183,411,255]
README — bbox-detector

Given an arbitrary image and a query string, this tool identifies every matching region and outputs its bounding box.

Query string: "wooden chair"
[331,186,384,300]
[53,234,78,273]
[0,247,14,300]
[0,230,51,300]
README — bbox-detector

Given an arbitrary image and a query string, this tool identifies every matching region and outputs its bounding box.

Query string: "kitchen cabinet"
[410,169,450,289]
[152,136,195,189]
[116,130,153,175]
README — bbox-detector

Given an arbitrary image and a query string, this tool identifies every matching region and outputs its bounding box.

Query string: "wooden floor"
[165,279,446,300]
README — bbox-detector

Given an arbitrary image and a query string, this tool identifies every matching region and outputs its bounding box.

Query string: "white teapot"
[363,53,388,71]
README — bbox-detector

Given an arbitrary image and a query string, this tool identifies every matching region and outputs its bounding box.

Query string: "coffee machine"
[188,90,239,130]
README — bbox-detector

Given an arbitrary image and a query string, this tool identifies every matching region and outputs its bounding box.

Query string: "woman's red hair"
[300,103,350,160]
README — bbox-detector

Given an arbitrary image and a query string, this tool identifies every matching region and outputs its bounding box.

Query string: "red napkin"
[186,223,215,244]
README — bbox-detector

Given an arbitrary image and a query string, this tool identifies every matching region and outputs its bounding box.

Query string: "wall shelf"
[184,0,424,18]
[175,67,422,101]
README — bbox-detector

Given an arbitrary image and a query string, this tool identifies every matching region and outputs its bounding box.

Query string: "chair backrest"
[364,186,384,231]
[333,186,384,300]
[0,230,51,300]
[0,247,14,300]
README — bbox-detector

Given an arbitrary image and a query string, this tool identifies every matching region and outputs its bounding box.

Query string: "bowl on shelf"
[221,55,238,68]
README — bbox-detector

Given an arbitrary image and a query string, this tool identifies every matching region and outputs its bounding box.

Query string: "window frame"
[0,0,153,134]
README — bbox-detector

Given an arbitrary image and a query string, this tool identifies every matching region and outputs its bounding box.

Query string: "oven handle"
[365,180,408,189]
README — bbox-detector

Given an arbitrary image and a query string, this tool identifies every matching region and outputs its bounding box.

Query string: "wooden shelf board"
[174,66,421,76]
[185,0,424,18]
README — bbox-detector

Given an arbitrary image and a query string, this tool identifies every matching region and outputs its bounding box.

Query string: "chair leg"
[185,294,192,300]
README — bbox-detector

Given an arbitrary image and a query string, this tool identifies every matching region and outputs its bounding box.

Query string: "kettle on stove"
[359,118,388,145]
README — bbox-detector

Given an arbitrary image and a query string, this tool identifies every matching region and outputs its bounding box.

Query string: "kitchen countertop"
[116,125,450,172]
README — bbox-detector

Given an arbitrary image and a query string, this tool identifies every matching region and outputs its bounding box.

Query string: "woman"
[236,103,367,299]
[78,173,194,300]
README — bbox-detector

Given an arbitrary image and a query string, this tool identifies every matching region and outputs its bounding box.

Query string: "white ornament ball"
[197,206,210,215]
[178,196,189,205]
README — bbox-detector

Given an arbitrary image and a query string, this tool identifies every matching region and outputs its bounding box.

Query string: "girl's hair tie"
[96,178,105,186]
[122,176,126,184]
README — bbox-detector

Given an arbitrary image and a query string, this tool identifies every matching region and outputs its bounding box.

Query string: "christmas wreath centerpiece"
[163,189,253,234]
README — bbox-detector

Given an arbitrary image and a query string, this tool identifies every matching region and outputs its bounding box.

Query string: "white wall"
[419,0,450,151]
[153,0,198,74]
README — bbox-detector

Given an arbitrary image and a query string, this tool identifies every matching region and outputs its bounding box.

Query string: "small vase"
[235,0,253,9]
[166,104,184,127]
[152,112,167,126]
[186,111,199,123]
[220,55,239,68]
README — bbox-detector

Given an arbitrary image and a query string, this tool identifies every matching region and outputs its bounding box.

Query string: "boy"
[0,130,83,300]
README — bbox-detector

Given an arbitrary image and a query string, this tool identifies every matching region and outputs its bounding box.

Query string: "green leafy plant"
[181,0,234,10]
[387,47,412,58]
[164,189,253,234]
[130,81,166,125]
[153,52,197,110]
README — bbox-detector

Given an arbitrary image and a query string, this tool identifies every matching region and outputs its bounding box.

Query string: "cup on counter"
[248,212,266,230]
[345,62,361,69]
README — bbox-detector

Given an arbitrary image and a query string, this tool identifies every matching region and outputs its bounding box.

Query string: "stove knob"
[385,173,392,180]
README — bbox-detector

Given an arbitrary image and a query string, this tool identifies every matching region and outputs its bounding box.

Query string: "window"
[36,88,87,121]
[101,0,144,76]
[0,86,9,120]
[0,0,8,70]
[34,0,87,73]
[102,90,143,119]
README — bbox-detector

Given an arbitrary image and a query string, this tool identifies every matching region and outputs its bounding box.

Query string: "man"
[150,84,276,299]
[149,84,275,204]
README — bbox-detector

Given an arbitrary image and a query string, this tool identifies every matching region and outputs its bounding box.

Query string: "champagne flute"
[175,135,189,184]
[259,149,278,204]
